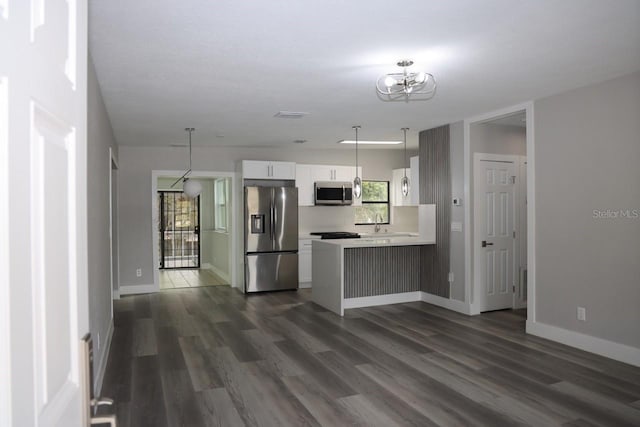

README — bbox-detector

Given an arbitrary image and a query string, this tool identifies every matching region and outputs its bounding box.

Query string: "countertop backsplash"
[298,205,418,236]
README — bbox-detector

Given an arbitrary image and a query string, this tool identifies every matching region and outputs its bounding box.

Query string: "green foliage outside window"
[355,181,390,224]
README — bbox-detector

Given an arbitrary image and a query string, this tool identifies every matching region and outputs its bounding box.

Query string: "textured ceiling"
[88,0,640,149]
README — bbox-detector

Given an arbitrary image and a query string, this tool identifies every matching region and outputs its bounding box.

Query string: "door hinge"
[513,231,516,238]
[512,285,515,292]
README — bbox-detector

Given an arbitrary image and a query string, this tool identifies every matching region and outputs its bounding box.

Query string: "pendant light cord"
[402,127,409,178]
[353,125,361,177]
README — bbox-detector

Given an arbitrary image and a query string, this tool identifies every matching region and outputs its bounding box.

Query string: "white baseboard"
[203,263,231,283]
[95,320,114,396]
[119,284,157,295]
[526,320,640,368]
[420,292,473,315]
[344,291,422,309]
[299,282,312,289]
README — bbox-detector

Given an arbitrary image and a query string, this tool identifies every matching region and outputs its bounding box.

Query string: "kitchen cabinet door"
[270,161,296,180]
[296,164,314,206]
[299,239,313,283]
[334,165,357,182]
[242,160,296,180]
[242,160,271,179]
[311,165,334,182]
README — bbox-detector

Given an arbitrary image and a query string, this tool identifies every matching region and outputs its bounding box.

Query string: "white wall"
[534,71,640,349]
[118,146,413,288]
[87,56,118,393]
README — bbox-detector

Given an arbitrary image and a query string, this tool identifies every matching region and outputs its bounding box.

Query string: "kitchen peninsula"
[312,207,436,315]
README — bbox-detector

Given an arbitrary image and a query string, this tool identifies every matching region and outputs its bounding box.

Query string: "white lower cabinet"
[299,239,313,284]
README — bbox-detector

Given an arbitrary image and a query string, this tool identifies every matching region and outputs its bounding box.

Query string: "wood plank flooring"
[160,269,228,289]
[101,287,640,426]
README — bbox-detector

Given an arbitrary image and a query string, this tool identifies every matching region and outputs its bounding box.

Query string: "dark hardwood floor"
[101,286,640,427]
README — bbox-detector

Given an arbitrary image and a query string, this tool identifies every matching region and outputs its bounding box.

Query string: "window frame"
[214,178,228,231]
[355,180,391,225]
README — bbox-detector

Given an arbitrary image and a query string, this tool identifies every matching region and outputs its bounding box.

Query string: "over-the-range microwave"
[314,181,353,206]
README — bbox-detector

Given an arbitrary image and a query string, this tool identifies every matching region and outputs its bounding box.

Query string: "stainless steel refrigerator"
[244,186,298,292]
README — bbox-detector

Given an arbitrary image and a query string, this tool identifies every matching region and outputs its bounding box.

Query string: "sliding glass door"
[159,191,200,269]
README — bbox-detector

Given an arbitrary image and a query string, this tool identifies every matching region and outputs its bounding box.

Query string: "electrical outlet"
[136,268,142,277]
[577,307,586,321]
[448,272,454,283]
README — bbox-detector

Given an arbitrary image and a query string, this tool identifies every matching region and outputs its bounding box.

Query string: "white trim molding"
[421,292,473,315]
[151,170,240,293]
[118,284,157,296]
[94,320,114,396]
[202,263,231,284]
[343,292,422,309]
[463,101,535,316]
[527,320,640,368]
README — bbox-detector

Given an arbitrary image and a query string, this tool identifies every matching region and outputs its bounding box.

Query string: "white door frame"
[109,148,119,303]
[473,153,520,312]
[151,170,239,292]
[0,75,11,427]
[464,102,535,317]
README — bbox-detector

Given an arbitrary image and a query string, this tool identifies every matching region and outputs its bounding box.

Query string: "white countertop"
[313,235,434,248]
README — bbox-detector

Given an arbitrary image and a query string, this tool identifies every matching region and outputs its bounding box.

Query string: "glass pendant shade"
[183,178,202,198]
[401,175,409,197]
[353,176,362,199]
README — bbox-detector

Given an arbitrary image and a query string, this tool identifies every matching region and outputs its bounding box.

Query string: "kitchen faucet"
[374,213,382,233]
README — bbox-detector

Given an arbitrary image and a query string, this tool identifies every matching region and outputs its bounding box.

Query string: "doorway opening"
[155,175,233,290]
[470,110,528,314]
[159,190,201,269]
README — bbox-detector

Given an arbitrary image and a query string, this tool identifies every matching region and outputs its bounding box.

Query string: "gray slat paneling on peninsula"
[419,125,451,298]
[344,246,421,298]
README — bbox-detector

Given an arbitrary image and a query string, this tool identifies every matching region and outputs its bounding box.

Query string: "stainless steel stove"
[309,231,361,240]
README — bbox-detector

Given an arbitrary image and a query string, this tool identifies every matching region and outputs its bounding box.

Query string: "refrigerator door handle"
[270,189,275,242]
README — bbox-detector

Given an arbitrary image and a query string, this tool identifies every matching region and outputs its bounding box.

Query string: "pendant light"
[171,127,202,198]
[401,127,410,197]
[352,125,362,199]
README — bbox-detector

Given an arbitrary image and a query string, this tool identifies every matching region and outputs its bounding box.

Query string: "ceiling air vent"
[274,111,309,119]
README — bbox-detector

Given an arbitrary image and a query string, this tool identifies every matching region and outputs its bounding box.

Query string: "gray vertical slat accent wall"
[419,125,451,298]
[344,246,421,298]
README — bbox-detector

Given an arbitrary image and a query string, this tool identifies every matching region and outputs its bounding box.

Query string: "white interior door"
[475,157,516,312]
[2,1,89,426]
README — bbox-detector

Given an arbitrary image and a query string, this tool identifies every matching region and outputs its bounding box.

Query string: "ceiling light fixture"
[171,127,202,198]
[376,59,437,102]
[401,128,410,197]
[352,125,362,199]
[338,140,403,145]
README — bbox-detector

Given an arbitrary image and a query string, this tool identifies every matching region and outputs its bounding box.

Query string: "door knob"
[482,240,494,247]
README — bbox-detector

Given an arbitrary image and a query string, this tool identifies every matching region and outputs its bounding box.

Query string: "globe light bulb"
[401,176,409,197]
[353,176,362,199]
[414,72,427,84]
[183,178,202,198]
[384,76,396,87]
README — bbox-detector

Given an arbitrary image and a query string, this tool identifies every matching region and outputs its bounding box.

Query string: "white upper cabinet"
[295,164,315,206]
[391,156,419,206]
[242,160,296,180]
[410,156,420,205]
[296,164,362,206]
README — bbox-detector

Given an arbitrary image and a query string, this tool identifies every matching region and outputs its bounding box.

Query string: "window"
[355,180,390,225]
[214,178,228,231]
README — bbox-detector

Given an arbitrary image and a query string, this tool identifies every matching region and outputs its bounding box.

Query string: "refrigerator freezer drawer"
[245,252,299,293]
